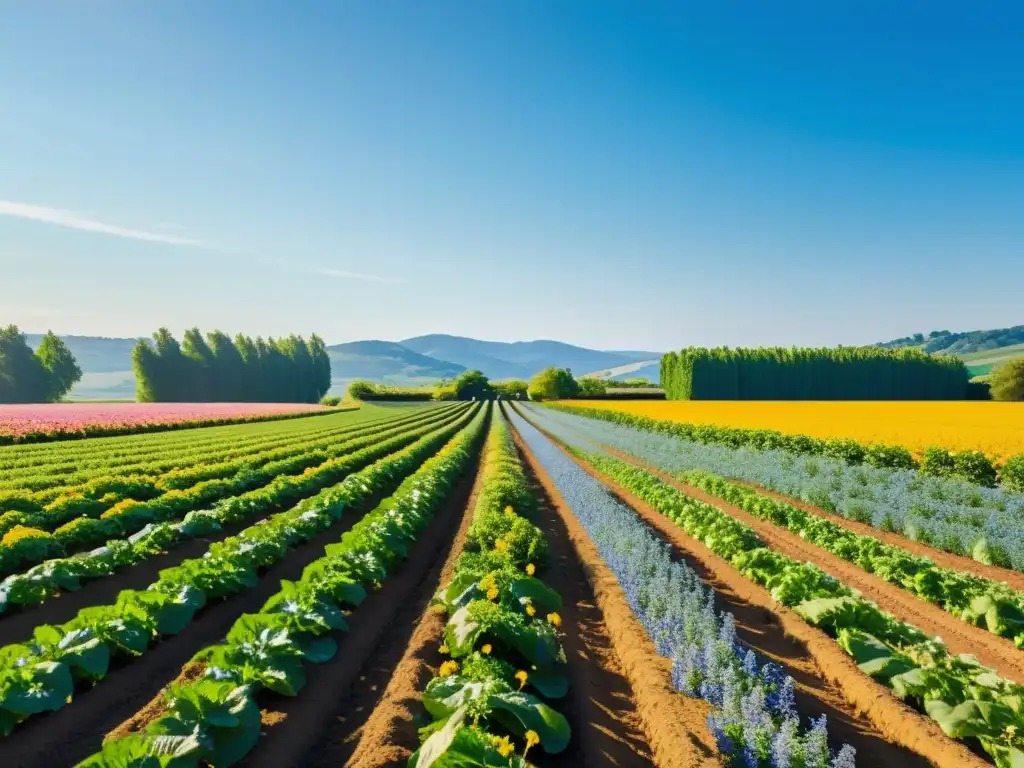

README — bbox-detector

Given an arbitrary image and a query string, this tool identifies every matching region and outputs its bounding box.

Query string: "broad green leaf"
[487,689,571,753]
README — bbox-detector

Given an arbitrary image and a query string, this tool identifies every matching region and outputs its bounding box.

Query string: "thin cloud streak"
[0,200,203,246]
[317,267,405,283]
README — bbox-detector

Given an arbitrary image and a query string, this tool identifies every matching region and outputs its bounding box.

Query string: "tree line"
[132,328,332,403]
[661,346,970,400]
[0,326,82,403]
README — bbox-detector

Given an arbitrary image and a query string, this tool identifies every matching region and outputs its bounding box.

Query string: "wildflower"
[524,730,539,755]
[515,670,528,689]
[438,644,449,655]
[439,660,459,677]
[487,585,499,601]
[490,734,515,757]
[494,538,508,553]
[481,643,492,655]
[525,563,536,576]
[547,612,562,628]
[1006,724,1018,739]
[504,505,514,514]
[526,604,536,617]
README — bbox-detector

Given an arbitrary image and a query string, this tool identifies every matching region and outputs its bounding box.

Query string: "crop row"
[564,442,1024,767]
[81,403,489,765]
[0,404,456,518]
[0,403,348,447]
[672,469,1024,646]
[506,407,854,767]
[529,404,1024,572]
[0,406,473,615]
[547,403,1024,491]
[0,405,438,495]
[0,406,470,581]
[409,409,571,766]
[0,405,479,736]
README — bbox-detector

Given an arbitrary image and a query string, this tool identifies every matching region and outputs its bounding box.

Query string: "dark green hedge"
[660,347,969,401]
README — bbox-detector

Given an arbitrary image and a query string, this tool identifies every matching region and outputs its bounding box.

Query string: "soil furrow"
[339,440,488,768]
[514,417,982,768]
[509,424,720,768]
[608,448,1024,684]
[733,479,1024,592]
[0,495,392,768]
[237,436,486,768]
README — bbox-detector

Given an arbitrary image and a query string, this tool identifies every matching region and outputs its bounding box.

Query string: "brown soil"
[511,426,720,768]
[237,431,487,768]
[607,448,1024,685]
[735,479,1024,592]
[518,438,985,767]
[0,406,467,648]
[0,464,437,768]
[340,443,487,768]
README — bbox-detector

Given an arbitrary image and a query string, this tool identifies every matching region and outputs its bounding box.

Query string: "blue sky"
[2,2,1022,351]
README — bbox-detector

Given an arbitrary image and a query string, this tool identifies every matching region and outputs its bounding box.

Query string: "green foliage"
[526,368,579,402]
[133,328,331,403]
[0,326,83,403]
[492,380,528,400]
[989,357,1024,401]
[451,370,495,401]
[347,380,434,401]
[660,345,970,400]
[575,378,607,396]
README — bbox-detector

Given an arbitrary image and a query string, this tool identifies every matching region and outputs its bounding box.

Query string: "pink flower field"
[0,402,328,439]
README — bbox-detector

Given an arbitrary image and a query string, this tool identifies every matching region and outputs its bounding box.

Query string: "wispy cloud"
[0,200,203,246]
[316,267,405,283]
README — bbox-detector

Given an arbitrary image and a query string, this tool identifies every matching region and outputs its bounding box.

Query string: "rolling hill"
[877,325,1024,377]
[20,333,662,399]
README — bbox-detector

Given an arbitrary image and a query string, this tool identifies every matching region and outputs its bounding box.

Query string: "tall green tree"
[35,331,82,401]
[308,334,332,401]
[206,330,245,401]
[0,325,48,402]
[990,358,1024,402]
[527,367,580,401]
[181,328,217,401]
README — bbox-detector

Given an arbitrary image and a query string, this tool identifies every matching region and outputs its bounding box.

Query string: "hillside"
[19,333,661,399]
[879,325,1024,355]
[400,334,661,381]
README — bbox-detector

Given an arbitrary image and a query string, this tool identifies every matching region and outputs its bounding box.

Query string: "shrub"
[320,395,343,406]
[953,450,998,488]
[527,368,580,401]
[990,358,1024,401]
[1001,454,1024,492]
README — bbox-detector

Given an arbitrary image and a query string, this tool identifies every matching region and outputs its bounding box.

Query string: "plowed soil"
[608,449,1024,685]
[735,479,1024,592]
[511,425,719,768]
[237,434,486,768]
[513,407,984,768]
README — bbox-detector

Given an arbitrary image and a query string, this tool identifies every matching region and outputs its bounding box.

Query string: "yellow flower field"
[563,400,1024,459]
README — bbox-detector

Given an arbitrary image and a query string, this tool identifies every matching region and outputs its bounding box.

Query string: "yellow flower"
[487,585,499,601]
[438,644,449,655]
[490,734,515,757]
[1006,724,1018,739]
[504,505,514,515]
[524,730,540,755]
[481,643,492,655]
[525,563,536,576]
[515,670,528,689]
[1,525,51,546]
[526,604,536,617]
[494,538,508,553]
[547,612,562,628]
[439,660,459,677]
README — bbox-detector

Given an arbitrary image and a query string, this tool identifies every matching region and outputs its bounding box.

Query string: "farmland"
[0,398,1022,767]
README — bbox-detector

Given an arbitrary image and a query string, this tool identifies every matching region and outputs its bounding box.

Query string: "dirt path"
[0,495,388,768]
[607,449,1024,684]
[237,436,486,768]
[510,426,720,768]
[733,479,1024,592]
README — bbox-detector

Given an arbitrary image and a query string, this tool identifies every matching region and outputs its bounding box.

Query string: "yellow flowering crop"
[490,734,515,757]
[566,400,1024,460]
[547,612,562,628]
[1,525,51,546]
[439,660,459,677]
[515,670,528,689]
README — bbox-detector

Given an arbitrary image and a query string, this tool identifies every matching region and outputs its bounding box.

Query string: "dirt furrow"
[610,450,1024,684]
[238,438,485,768]
[0,497,386,768]
[510,426,719,768]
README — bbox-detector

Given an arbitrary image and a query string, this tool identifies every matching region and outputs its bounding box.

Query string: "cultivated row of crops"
[522,401,1024,767]
[2,394,1022,767]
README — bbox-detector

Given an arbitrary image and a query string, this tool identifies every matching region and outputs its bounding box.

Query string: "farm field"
[561,399,1024,460]
[0,402,337,443]
[1,399,1023,767]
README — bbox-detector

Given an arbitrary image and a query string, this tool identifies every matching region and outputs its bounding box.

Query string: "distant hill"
[877,325,1024,376]
[20,332,661,399]
[400,334,661,382]
[325,340,465,390]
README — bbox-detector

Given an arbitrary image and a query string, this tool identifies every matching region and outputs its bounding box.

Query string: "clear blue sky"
[2,2,1022,351]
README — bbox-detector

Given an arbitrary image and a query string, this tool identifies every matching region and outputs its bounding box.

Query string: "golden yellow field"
[563,400,1024,459]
